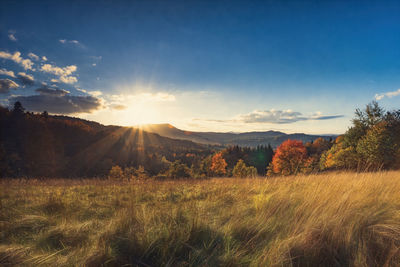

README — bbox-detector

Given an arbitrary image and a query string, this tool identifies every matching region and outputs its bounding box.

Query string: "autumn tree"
[123,166,136,180]
[321,101,400,171]
[108,165,124,181]
[135,165,148,180]
[356,122,397,170]
[269,139,308,176]
[210,152,227,176]
[232,159,247,178]
[304,138,332,172]
[320,138,359,170]
[233,159,257,178]
[220,145,273,175]
[167,160,190,178]
[246,166,258,178]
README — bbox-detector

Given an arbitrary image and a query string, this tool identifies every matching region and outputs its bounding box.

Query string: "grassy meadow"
[2,172,400,266]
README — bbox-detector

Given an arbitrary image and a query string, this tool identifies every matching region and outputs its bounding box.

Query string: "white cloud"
[76,88,87,93]
[8,33,17,42]
[0,68,15,77]
[54,76,78,84]
[41,63,78,84]
[375,88,400,100]
[197,109,344,124]
[59,39,84,47]
[88,90,103,97]
[237,109,343,124]
[42,56,48,61]
[36,84,70,96]
[17,72,35,86]
[0,51,34,70]
[28,52,39,61]
[0,79,19,93]
[110,104,127,110]
[41,64,77,76]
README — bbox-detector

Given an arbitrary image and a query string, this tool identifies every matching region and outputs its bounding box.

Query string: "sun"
[118,101,164,126]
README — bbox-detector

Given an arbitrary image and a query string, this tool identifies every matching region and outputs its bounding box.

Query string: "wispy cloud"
[375,88,400,100]
[76,88,87,93]
[110,104,127,110]
[8,33,17,41]
[0,68,15,78]
[51,76,78,84]
[0,51,34,70]
[8,30,17,41]
[196,109,343,124]
[0,79,19,94]
[239,109,343,124]
[28,52,39,61]
[59,39,85,48]
[17,72,35,86]
[88,90,103,97]
[35,84,69,96]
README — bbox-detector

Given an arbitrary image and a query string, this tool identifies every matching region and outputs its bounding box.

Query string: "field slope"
[2,172,400,266]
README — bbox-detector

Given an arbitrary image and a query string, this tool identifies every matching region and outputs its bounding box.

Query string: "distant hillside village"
[1,101,399,179]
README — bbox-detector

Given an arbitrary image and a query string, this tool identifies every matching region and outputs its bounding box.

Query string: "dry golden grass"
[1,171,400,266]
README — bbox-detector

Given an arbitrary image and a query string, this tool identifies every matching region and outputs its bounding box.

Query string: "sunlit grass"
[1,172,400,266]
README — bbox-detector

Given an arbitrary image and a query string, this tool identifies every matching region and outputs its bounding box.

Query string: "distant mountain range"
[139,124,337,148]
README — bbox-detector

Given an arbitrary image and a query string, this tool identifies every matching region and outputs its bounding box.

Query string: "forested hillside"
[0,103,215,177]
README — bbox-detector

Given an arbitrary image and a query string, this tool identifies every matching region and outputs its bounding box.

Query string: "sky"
[1,0,400,134]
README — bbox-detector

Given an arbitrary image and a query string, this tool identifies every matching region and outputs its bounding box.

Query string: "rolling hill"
[140,123,337,147]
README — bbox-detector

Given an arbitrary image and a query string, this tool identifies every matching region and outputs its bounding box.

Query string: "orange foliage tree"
[304,137,332,172]
[210,152,227,176]
[270,139,308,175]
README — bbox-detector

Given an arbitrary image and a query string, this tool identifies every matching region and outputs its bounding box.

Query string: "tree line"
[2,101,399,179]
[0,102,274,178]
[136,101,400,179]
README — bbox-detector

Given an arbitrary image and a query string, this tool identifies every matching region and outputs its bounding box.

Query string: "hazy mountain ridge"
[140,124,337,147]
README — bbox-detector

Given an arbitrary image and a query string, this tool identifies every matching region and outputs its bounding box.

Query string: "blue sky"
[1,0,400,134]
